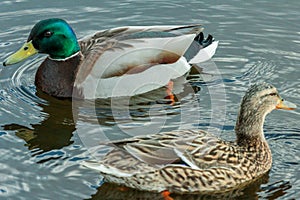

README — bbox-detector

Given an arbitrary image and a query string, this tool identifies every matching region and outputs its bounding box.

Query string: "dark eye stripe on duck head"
[28,18,80,59]
[261,92,279,99]
[268,92,278,96]
[242,82,277,102]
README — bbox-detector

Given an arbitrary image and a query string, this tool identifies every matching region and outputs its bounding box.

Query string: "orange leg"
[116,186,129,192]
[161,190,174,200]
[165,81,175,105]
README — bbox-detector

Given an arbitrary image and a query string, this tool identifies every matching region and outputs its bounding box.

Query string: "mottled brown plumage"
[83,83,296,194]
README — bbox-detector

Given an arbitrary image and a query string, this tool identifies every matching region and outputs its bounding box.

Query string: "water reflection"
[261,180,293,200]
[2,72,200,156]
[1,1,299,198]
[2,91,75,154]
[73,75,203,158]
[90,173,270,200]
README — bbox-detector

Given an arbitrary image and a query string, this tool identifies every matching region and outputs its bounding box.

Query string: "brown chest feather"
[35,54,82,98]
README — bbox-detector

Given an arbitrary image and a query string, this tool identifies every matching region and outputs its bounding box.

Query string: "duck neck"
[35,52,83,98]
[48,51,80,61]
[235,107,267,147]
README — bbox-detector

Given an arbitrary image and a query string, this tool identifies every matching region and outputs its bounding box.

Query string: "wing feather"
[74,25,217,98]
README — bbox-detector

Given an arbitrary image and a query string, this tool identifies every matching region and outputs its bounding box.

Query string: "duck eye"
[269,92,277,96]
[44,31,53,38]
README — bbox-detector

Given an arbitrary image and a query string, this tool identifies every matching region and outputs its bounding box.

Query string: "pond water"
[0,0,299,199]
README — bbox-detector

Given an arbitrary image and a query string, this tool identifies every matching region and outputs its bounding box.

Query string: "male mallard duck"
[83,83,296,194]
[3,18,218,99]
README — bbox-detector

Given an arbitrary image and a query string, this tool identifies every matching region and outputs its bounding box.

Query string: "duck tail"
[184,32,219,64]
[82,160,133,177]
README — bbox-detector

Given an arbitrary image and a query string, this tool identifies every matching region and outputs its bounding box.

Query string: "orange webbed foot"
[161,190,174,200]
[165,81,175,105]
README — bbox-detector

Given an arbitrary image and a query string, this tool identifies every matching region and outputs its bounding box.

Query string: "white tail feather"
[173,148,200,170]
[163,34,196,57]
[189,41,219,64]
[81,161,133,177]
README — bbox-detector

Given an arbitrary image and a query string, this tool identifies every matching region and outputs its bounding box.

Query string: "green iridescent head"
[29,18,80,59]
[3,18,80,66]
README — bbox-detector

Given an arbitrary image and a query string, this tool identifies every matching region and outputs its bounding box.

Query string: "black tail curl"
[194,32,214,48]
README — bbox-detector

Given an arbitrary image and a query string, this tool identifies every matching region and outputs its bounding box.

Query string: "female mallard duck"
[83,83,296,194]
[3,18,218,99]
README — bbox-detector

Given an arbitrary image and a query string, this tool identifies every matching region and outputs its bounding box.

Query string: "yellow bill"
[276,99,297,110]
[3,40,38,66]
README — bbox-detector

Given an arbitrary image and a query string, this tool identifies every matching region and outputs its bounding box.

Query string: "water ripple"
[0,0,299,199]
